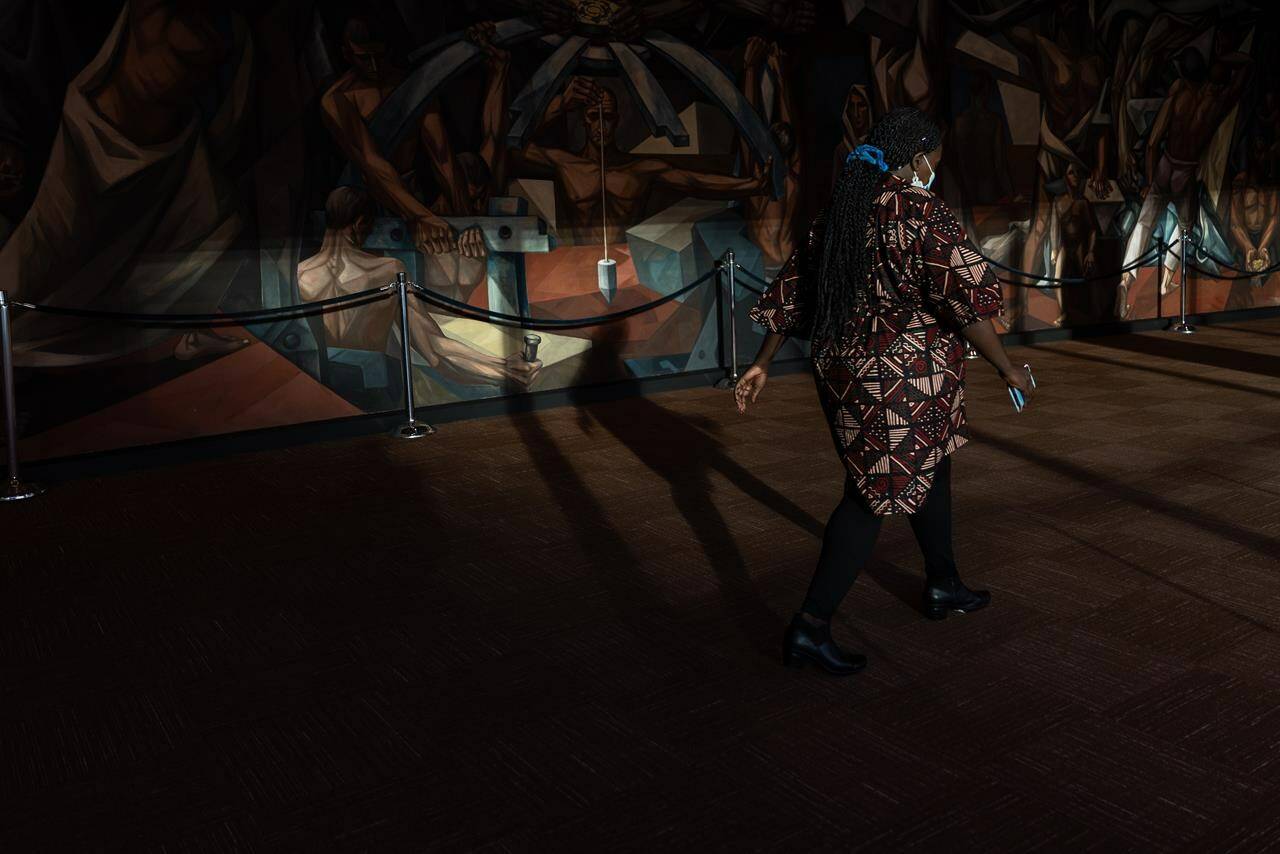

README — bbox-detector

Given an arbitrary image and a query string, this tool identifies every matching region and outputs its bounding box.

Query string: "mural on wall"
[0,0,1275,461]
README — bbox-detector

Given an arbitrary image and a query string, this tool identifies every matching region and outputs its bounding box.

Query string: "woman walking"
[736,107,1033,676]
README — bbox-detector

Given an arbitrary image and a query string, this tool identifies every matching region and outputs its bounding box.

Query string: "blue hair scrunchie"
[848,143,888,172]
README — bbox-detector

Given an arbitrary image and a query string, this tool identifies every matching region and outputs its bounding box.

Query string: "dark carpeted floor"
[4,318,1280,852]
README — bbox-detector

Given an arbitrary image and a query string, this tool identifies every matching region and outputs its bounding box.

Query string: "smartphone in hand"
[1008,363,1037,413]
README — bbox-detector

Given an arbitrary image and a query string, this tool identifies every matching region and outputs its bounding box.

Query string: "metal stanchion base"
[392,422,436,439]
[1,478,43,501]
[714,376,738,390]
[1168,321,1196,335]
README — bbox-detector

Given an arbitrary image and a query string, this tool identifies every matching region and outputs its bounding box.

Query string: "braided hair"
[812,106,941,346]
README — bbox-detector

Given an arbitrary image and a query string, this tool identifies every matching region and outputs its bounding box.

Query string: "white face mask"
[911,154,936,190]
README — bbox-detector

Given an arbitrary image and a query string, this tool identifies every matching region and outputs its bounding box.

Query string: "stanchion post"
[392,272,435,439]
[714,250,740,390]
[1169,225,1195,335]
[0,290,42,501]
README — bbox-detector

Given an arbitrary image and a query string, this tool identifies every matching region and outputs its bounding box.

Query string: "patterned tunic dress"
[748,174,1003,515]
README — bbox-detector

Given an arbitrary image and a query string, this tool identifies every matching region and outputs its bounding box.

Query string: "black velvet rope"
[408,267,720,330]
[1185,236,1280,275]
[8,284,396,327]
[8,235,1276,333]
[734,249,1168,291]
[1184,261,1280,280]
[728,263,768,295]
[1157,239,1280,280]
[977,247,1161,285]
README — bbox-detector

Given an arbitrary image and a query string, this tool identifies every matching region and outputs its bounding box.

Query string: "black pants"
[801,455,957,619]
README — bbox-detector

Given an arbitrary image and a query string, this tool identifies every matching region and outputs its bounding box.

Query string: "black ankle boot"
[782,615,867,675]
[922,576,991,620]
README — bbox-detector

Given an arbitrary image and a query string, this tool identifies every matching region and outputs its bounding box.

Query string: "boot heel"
[924,605,948,621]
[783,651,807,669]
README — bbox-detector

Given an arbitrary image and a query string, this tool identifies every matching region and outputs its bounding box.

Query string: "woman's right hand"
[735,364,768,413]
[1001,364,1033,395]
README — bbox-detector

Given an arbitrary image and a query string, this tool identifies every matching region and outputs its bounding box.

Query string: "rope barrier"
[7,237,1272,333]
[732,250,1165,292]
[6,265,723,333]
[1184,237,1280,274]
[975,246,1161,285]
[1182,243,1280,278]
[1185,261,1280,280]
[9,284,396,327]
[409,267,719,330]
[729,263,768,295]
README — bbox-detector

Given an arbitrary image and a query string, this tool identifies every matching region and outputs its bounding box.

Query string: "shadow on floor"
[969,426,1277,561]
[1086,331,1280,378]
[1025,342,1280,401]
[557,324,828,658]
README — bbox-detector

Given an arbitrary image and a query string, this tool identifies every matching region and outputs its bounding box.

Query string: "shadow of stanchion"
[1206,325,1280,340]
[1025,342,1280,401]
[968,426,1278,560]
[1086,331,1280,379]
[507,396,685,650]
[1029,513,1277,636]
[561,324,827,660]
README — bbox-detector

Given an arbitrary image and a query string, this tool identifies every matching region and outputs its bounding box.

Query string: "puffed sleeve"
[748,211,826,338]
[918,196,1002,327]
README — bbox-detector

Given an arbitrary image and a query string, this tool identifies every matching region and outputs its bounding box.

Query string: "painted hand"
[466,21,509,66]
[752,156,775,193]
[414,215,454,255]
[456,226,487,259]
[561,76,605,111]
[744,36,770,69]
[1088,170,1112,199]
[503,353,542,388]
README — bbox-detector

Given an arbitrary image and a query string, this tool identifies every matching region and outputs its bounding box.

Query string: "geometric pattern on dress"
[749,174,1003,515]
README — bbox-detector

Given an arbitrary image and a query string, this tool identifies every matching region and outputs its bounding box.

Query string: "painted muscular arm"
[1116,12,1182,181]
[321,89,453,253]
[477,33,512,194]
[1230,177,1258,258]
[1215,55,1254,122]
[1093,130,1112,196]
[409,303,540,387]
[420,100,472,215]
[534,77,603,136]
[641,156,773,199]
[505,140,557,176]
[1085,200,1100,274]
[1111,17,1145,175]
[1144,80,1178,188]
[506,77,591,176]
[768,46,802,225]
[737,38,768,215]
[1260,194,1279,257]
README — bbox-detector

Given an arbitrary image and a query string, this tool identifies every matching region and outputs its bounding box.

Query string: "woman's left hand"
[735,364,768,413]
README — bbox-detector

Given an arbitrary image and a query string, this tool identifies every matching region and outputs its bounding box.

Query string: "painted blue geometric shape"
[692,211,766,302]
[624,356,684,376]
[627,199,733,303]
[328,347,391,388]
[683,305,723,372]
